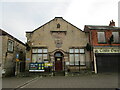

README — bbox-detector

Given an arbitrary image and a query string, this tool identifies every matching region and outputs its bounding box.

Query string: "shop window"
[32,48,48,62]
[112,32,120,43]
[69,48,85,66]
[97,32,106,43]
[8,40,14,52]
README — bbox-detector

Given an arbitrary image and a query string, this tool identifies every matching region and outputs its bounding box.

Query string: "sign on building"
[94,47,120,53]
[29,63,45,72]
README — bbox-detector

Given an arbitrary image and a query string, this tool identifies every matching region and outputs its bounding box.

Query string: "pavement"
[2,73,119,89]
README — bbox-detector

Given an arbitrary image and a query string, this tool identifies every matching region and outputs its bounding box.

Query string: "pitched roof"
[85,25,120,30]
[84,25,120,32]
[0,29,26,46]
[26,17,83,33]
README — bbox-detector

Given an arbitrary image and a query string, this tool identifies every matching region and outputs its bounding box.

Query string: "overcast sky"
[0,0,119,43]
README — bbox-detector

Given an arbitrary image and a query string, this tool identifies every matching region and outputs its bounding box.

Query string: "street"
[2,73,119,89]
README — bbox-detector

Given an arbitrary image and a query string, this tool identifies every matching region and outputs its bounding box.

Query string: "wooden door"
[55,57,63,71]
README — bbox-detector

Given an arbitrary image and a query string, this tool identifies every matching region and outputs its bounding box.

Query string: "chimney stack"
[109,20,115,26]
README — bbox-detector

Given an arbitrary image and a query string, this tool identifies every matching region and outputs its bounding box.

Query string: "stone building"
[84,20,120,73]
[0,29,26,76]
[26,17,90,72]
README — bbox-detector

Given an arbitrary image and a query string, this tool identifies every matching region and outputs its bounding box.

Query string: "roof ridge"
[26,17,83,33]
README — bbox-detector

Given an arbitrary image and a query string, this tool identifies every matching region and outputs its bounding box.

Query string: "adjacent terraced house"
[0,29,26,76]
[84,20,120,73]
[26,17,91,73]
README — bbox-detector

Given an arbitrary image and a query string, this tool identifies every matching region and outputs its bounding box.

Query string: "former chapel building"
[26,17,90,72]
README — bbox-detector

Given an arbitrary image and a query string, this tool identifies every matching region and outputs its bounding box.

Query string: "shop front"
[93,47,120,73]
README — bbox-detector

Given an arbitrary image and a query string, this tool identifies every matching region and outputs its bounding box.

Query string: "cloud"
[1,0,119,43]
[1,1,71,42]
[64,0,119,29]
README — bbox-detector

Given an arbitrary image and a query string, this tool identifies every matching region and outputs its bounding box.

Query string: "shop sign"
[94,48,120,53]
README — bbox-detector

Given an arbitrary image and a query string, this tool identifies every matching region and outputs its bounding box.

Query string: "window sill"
[112,42,120,44]
[69,65,86,66]
[7,51,14,53]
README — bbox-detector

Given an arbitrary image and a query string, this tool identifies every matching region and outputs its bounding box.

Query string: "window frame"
[32,47,48,63]
[112,31,120,44]
[7,39,14,53]
[69,48,86,66]
[97,31,107,44]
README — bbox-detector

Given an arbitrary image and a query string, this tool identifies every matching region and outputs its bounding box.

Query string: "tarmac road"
[2,73,119,89]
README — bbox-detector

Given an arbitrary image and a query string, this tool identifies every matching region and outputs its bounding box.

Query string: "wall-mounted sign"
[16,59,19,62]
[29,63,45,72]
[16,54,19,59]
[94,48,120,53]
[44,63,53,67]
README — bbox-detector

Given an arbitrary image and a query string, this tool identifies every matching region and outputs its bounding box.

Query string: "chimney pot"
[109,20,115,26]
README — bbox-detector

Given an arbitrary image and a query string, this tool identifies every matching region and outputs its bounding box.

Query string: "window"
[38,49,42,53]
[69,49,74,53]
[69,48,85,65]
[80,49,85,53]
[8,40,14,52]
[75,54,79,65]
[80,54,85,65]
[69,54,74,65]
[75,49,79,53]
[33,49,38,53]
[32,48,48,62]
[57,23,60,28]
[112,32,120,43]
[97,32,106,43]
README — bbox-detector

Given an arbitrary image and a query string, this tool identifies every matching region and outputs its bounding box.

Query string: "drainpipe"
[93,53,97,74]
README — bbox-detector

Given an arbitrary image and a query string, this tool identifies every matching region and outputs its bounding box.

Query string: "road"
[2,73,119,89]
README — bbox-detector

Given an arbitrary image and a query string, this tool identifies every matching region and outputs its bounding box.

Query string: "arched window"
[57,23,60,28]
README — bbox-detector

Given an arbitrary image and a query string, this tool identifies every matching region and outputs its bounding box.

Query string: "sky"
[0,0,119,43]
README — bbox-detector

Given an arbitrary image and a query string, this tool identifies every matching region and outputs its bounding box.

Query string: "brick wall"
[91,30,120,46]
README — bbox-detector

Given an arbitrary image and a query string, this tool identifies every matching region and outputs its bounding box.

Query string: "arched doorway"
[54,51,64,71]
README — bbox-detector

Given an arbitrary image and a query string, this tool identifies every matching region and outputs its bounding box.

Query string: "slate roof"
[0,29,26,46]
[85,25,120,30]
[84,25,120,32]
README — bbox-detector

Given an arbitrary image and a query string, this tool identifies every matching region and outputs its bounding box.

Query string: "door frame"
[54,51,64,71]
